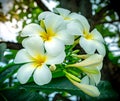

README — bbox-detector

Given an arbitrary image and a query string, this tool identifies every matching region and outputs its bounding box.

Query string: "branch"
[91,5,110,29]
[0,41,23,50]
[98,20,119,25]
[93,5,110,20]
[35,0,50,11]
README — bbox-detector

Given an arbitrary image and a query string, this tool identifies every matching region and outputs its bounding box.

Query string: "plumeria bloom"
[53,8,76,21]
[54,8,106,56]
[55,8,106,56]
[14,36,65,85]
[38,8,84,36]
[79,28,106,56]
[67,54,103,85]
[53,8,87,35]
[21,13,74,56]
[38,11,75,45]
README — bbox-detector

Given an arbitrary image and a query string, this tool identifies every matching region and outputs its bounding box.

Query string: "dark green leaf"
[0,64,20,84]
[0,88,46,101]
[21,79,119,100]
[0,43,6,61]
[21,77,84,96]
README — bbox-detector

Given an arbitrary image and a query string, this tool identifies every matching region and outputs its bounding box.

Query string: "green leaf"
[0,43,6,61]
[96,25,116,37]
[108,52,120,64]
[21,79,118,100]
[0,63,20,84]
[21,77,84,96]
[52,66,65,78]
[0,88,46,101]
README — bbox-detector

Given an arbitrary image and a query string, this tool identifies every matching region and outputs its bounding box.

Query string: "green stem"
[63,70,81,82]
[0,63,15,74]
[69,38,79,51]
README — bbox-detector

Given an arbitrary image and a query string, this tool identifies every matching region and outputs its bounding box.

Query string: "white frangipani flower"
[14,36,65,85]
[80,28,106,56]
[81,25,105,56]
[54,8,88,23]
[56,8,106,56]
[53,8,84,35]
[38,8,84,35]
[21,13,74,56]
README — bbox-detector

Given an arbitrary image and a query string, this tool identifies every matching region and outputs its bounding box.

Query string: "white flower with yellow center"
[38,8,84,35]
[53,8,86,35]
[55,8,106,56]
[80,28,106,56]
[75,16,105,56]
[21,13,74,56]
[14,36,65,85]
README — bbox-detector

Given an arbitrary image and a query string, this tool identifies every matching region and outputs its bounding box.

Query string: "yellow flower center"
[83,30,93,40]
[40,29,56,41]
[32,55,47,68]
[64,16,71,20]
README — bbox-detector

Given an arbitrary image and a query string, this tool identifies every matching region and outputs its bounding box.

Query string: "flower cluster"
[14,8,106,97]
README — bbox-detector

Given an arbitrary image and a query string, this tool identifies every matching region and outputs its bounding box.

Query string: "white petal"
[46,50,66,64]
[57,30,74,45]
[45,38,65,56]
[94,41,106,56]
[91,29,104,43]
[54,8,71,17]
[67,20,83,35]
[91,71,101,85]
[21,23,44,37]
[81,76,89,84]
[70,54,103,67]
[14,49,33,64]
[33,65,52,85]
[22,36,44,57]
[38,11,54,20]
[79,84,100,97]
[70,13,90,32]
[17,63,35,84]
[71,80,100,97]
[79,37,96,54]
[97,62,103,70]
[86,68,101,85]
[44,14,65,33]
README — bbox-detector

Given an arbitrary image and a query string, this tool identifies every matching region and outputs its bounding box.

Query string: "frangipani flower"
[53,8,88,24]
[53,8,84,35]
[53,8,74,20]
[21,13,74,56]
[14,36,65,85]
[67,54,103,85]
[38,8,85,36]
[57,8,106,56]
[38,12,74,45]
[79,28,106,56]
